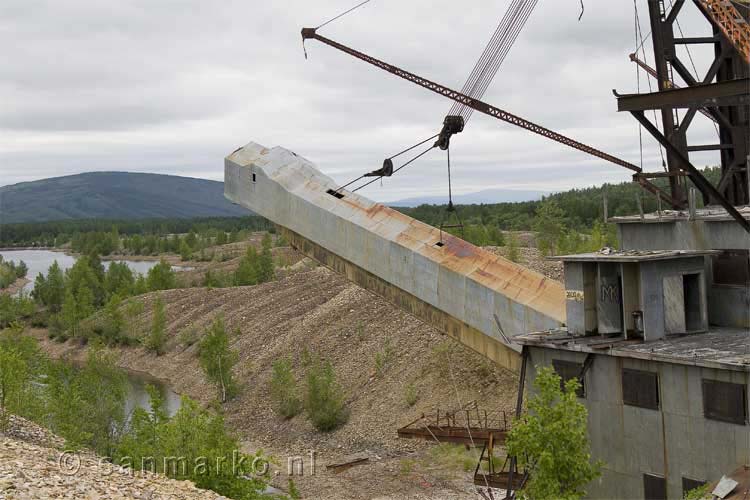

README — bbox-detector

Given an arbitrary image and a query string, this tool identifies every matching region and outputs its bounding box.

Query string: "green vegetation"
[146,298,167,355]
[427,443,482,475]
[304,355,348,432]
[0,294,35,329]
[269,357,303,418]
[507,231,520,262]
[397,167,721,251]
[404,383,418,407]
[233,234,275,286]
[684,484,711,500]
[374,339,395,375]
[118,392,267,499]
[0,326,268,499]
[146,260,177,290]
[0,256,27,288]
[31,252,177,344]
[198,316,239,402]
[0,215,271,249]
[506,366,602,500]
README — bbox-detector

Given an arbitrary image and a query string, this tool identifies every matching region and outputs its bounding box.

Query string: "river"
[0,249,187,295]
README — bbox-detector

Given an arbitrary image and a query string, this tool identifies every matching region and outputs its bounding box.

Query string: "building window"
[682,477,706,497]
[252,172,257,183]
[712,249,750,286]
[622,368,660,410]
[552,359,585,397]
[643,473,667,500]
[702,379,748,425]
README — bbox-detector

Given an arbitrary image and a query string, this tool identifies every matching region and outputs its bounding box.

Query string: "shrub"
[146,260,176,291]
[304,356,348,432]
[198,316,238,402]
[146,297,167,355]
[404,383,418,407]
[269,358,302,418]
[374,339,395,375]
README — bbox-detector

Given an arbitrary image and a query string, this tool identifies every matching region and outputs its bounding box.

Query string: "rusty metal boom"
[301,28,642,174]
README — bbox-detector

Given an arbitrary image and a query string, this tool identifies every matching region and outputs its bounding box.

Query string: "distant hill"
[389,188,549,207]
[0,172,252,224]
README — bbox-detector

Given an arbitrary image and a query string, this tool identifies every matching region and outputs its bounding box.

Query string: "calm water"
[0,249,184,295]
[124,369,182,418]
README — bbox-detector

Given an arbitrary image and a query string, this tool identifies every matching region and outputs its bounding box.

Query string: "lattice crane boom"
[301,28,643,174]
[697,0,750,63]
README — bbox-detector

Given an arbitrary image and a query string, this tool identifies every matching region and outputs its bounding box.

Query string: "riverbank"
[27,264,519,499]
[0,277,30,296]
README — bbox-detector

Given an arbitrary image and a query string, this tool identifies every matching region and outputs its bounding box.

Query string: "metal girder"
[631,110,750,233]
[301,28,642,173]
[616,78,750,111]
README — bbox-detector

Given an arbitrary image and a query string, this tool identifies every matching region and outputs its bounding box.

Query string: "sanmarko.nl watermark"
[57,450,318,478]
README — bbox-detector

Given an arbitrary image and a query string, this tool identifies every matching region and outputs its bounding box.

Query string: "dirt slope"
[35,263,522,499]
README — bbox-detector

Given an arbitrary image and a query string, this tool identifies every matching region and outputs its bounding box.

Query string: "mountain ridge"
[0,171,251,223]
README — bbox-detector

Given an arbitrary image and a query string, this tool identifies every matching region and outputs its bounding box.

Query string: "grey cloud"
[0,0,726,201]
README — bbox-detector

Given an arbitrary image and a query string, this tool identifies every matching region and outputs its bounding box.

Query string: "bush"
[146,260,176,291]
[506,366,602,500]
[304,356,348,432]
[269,358,302,418]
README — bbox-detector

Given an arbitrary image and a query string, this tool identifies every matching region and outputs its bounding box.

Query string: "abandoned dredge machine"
[225,0,750,498]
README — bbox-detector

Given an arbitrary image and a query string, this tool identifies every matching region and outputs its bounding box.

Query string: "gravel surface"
[0,417,224,500]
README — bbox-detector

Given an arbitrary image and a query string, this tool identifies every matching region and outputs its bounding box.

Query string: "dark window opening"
[435,241,445,247]
[622,368,660,409]
[713,249,750,286]
[644,474,667,500]
[682,477,706,497]
[552,359,585,398]
[252,173,257,183]
[683,273,702,332]
[326,189,344,199]
[702,379,748,425]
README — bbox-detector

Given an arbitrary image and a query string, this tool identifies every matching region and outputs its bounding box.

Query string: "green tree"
[507,232,520,263]
[0,346,26,430]
[233,246,259,286]
[257,234,275,283]
[104,261,135,299]
[269,358,302,418]
[506,366,602,500]
[304,356,348,432]
[101,294,125,343]
[146,297,167,355]
[116,394,267,498]
[60,288,80,338]
[533,199,567,256]
[146,259,176,291]
[179,239,192,261]
[45,345,126,455]
[32,260,65,312]
[198,316,238,402]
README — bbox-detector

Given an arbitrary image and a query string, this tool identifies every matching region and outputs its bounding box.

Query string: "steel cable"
[351,145,435,193]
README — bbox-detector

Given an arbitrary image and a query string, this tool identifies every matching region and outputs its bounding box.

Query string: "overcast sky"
[0,0,723,202]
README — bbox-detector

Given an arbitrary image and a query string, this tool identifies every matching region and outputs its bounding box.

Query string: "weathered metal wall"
[617,220,750,328]
[527,347,750,500]
[224,142,565,371]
